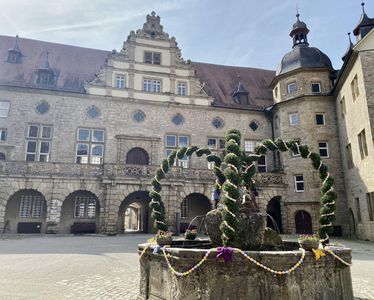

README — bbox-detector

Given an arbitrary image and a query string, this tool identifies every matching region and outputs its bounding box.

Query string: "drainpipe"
[264,106,277,171]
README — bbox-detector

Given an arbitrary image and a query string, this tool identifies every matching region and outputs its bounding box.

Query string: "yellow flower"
[312,249,326,261]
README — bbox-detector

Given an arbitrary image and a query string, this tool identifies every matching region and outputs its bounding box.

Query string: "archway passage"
[4,189,47,233]
[180,193,212,233]
[118,191,152,233]
[295,210,313,234]
[126,147,149,165]
[60,190,100,234]
[266,196,283,233]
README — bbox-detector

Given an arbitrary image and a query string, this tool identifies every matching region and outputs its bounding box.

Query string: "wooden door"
[126,148,149,165]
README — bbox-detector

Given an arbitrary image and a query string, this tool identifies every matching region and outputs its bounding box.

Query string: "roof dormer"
[6,35,22,64]
[232,75,249,105]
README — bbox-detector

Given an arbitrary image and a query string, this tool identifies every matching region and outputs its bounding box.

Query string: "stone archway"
[295,210,313,234]
[118,191,152,233]
[179,193,212,233]
[126,147,149,165]
[60,190,101,234]
[266,196,283,233]
[4,189,47,233]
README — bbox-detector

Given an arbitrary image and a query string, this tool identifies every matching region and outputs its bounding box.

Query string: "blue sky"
[0,0,370,70]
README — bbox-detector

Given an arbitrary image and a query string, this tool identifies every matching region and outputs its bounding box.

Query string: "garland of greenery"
[149,129,336,245]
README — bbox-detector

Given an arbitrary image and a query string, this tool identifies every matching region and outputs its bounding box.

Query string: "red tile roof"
[0,35,275,109]
[193,62,275,110]
[0,35,109,92]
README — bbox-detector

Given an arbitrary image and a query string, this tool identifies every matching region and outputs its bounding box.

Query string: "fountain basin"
[138,241,353,300]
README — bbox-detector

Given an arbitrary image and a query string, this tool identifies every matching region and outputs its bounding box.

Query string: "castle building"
[0,6,373,239]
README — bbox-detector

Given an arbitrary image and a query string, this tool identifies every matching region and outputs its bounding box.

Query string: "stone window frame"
[318,141,329,158]
[74,196,97,219]
[76,128,105,165]
[180,198,189,219]
[289,112,299,126]
[207,137,226,169]
[0,101,10,118]
[366,192,374,222]
[244,139,267,173]
[274,86,278,98]
[19,194,44,218]
[294,175,304,192]
[315,113,325,126]
[357,129,368,160]
[143,77,162,93]
[346,143,354,169]
[25,123,53,162]
[212,117,224,129]
[287,82,297,95]
[114,73,126,89]
[290,139,301,157]
[35,101,50,115]
[144,51,161,65]
[177,81,188,96]
[0,128,7,141]
[86,105,100,119]
[171,113,185,126]
[165,134,190,168]
[311,82,321,94]
[350,74,359,102]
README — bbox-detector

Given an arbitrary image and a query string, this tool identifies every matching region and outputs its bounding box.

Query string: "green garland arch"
[149,129,336,246]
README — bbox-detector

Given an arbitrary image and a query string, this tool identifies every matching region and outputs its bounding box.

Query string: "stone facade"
[0,10,373,239]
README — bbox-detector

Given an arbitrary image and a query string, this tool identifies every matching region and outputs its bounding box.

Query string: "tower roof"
[353,2,374,37]
[342,33,354,61]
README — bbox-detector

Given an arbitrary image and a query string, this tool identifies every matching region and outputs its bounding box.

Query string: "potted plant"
[156,230,173,246]
[298,234,320,250]
[184,229,197,240]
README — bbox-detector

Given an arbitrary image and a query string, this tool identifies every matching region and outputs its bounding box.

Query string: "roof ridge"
[192,61,275,73]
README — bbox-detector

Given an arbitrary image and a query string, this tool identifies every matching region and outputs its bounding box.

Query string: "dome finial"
[362,1,366,14]
[296,3,300,20]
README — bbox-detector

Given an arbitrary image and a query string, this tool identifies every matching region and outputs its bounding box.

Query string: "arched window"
[0,152,5,160]
[126,148,149,165]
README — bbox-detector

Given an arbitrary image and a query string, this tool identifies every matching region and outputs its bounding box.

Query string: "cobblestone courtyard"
[0,235,373,300]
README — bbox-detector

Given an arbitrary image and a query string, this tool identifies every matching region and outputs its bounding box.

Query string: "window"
[291,140,301,156]
[181,198,188,219]
[172,114,184,126]
[351,75,359,102]
[35,101,50,114]
[178,82,187,96]
[287,82,297,95]
[25,124,53,162]
[357,129,368,159]
[340,97,346,118]
[315,113,325,125]
[143,79,161,93]
[115,75,125,89]
[212,117,224,129]
[207,137,226,169]
[86,106,100,119]
[311,82,321,94]
[76,128,105,164]
[289,113,299,126]
[0,152,5,160]
[133,110,146,123]
[366,193,374,222]
[0,101,10,118]
[0,129,7,141]
[356,198,362,223]
[295,175,304,192]
[165,134,189,168]
[36,70,55,86]
[74,196,97,218]
[249,121,259,131]
[7,50,22,64]
[244,140,261,153]
[19,195,44,218]
[257,155,267,173]
[274,115,279,130]
[318,142,329,158]
[346,143,354,169]
[144,51,161,65]
[274,86,278,98]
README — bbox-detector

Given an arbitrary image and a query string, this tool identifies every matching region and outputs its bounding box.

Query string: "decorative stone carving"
[135,11,170,40]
